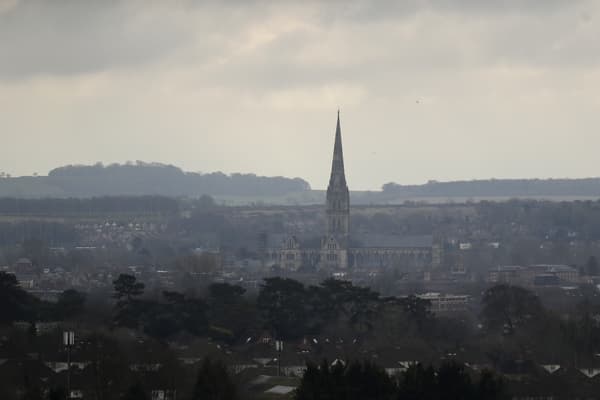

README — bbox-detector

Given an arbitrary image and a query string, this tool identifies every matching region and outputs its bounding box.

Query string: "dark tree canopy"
[56,289,87,319]
[296,360,396,400]
[0,271,40,323]
[192,358,237,400]
[296,361,505,400]
[112,274,145,328]
[113,274,145,302]
[481,285,544,335]
[257,277,310,339]
[122,382,149,400]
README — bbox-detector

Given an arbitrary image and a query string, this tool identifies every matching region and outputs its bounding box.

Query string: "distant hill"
[2,164,600,203]
[0,162,311,198]
[380,178,600,200]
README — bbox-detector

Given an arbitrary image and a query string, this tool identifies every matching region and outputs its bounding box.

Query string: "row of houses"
[487,264,580,287]
[4,353,600,400]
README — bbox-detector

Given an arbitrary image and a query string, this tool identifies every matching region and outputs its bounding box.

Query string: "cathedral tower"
[321,111,350,270]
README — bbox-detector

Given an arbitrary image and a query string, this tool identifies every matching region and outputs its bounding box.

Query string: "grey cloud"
[0,0,598,84]
[317,0,587,24]
[0,1,200,78]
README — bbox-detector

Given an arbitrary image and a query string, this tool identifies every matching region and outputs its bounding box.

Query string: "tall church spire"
[329,109,347,188]
[326,110,350,239]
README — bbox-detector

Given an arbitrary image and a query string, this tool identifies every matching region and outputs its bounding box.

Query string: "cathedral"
[264,112,440,272]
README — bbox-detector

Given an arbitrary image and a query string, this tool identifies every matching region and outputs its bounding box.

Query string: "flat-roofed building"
[417,292,470,313]
[488,264,579,286]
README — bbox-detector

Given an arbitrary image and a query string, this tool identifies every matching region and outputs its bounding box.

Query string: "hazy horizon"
[2,1,599,190]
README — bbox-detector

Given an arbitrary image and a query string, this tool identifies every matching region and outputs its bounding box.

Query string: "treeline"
[108,277,600,369]
[5,270,600,370]
[0,196,179,215]
[5,273,600,398]
[0,272,86,324]
[476,199,600,240]
[0,270,432,344]
[0,162,311,198]
[111,275,435,343]
[0,325,238,400]
[297,360,505,400]
[0,223,80,247]
[350,199,600,263]
[382,178,600,198]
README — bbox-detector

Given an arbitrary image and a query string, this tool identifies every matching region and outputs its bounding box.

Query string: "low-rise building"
[530,264,578,283]
[487,264,579,286]
[417,292,470,313]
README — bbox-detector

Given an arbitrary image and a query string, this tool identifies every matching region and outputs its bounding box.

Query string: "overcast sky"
[1,0,599,190]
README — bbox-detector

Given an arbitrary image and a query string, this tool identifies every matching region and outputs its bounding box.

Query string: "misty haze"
[1,1,600,400]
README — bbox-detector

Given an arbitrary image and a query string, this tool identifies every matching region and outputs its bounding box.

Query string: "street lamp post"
[275,340,283,377]
[63,331,75,400]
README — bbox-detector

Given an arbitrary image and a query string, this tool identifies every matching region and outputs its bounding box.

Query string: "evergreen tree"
[112,274,145,327]
[113,274,144,303]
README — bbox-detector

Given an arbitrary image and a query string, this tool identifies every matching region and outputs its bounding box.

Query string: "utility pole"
[63,331,75,400]
[275,340,283,377]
